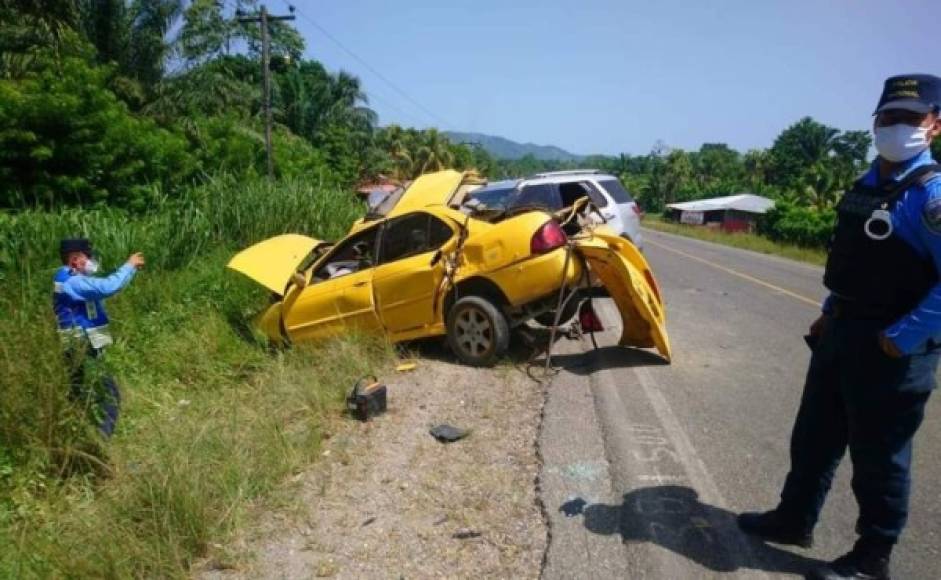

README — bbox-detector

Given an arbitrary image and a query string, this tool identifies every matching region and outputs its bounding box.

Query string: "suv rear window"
[597,179,633,204]
[512,183,561,211]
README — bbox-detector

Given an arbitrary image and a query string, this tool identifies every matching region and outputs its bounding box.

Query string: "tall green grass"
[0,174,362,277]
[0,178,393,577]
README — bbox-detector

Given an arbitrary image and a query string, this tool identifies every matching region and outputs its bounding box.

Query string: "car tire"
[534,297,581,327]
[446,296,510,367]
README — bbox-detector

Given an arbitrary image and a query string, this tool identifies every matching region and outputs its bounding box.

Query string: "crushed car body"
[227,170,671,366]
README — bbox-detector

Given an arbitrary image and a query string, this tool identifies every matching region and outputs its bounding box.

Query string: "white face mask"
[873,124,930,163]
[82,259,99,275]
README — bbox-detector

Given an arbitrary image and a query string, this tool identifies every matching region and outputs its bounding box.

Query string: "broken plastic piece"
[396,362,417,372]
[429,424,469,443]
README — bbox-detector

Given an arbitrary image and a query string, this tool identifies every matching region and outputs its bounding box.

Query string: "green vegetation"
[0,2,935,575]
[644,215,827,266]
[491,119,871,247]
[0,179,394,577]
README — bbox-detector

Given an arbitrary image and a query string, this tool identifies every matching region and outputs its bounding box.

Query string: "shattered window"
[428,216,454,248]
[379,213,455,264]
[380,213,430,264]
[312,225,380,280]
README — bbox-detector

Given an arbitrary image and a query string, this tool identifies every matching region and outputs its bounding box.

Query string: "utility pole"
[238,4,295,180]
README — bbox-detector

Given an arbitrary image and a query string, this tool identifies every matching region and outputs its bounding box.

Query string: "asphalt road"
[540,228,940,579]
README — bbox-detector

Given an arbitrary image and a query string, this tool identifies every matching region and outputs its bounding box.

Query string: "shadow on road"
[541,345,670,376]
[396,327,559,367]
[564,485,821,575]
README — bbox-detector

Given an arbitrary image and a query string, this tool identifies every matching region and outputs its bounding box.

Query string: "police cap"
[59,238,92,257]
[875,74,941,115]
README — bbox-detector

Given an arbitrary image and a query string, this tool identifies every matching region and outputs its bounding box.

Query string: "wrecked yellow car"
[227,170,670,366]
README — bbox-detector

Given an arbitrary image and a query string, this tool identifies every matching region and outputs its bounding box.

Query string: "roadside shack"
[665,194,774,233]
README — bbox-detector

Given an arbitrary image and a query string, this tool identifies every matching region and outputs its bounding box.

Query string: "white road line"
[642,227,824,274]
[632,366,771,580]
[645,237,821,308]
[595,299,772,579]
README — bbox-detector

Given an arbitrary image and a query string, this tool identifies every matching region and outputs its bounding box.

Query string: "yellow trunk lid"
[227,234,324,296]
[576,236,671,361]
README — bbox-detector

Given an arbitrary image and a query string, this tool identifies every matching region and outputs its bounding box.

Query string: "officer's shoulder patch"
[921,197,941,235]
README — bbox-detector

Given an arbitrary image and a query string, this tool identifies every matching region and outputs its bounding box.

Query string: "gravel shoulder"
[200,346,548,579]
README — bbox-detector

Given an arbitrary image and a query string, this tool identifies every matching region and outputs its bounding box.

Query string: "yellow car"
[227,170,670,366]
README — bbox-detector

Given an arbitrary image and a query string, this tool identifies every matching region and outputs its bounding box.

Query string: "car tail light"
[579,301,604,332]
[531,220,567,254]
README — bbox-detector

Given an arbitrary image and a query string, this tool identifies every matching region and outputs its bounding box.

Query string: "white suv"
[465,170,644,249]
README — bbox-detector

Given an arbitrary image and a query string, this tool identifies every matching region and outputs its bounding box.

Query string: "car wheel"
[446,296,510,367]
[534,297,581,327]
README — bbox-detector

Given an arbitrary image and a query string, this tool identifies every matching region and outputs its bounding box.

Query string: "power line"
[361,88,429,128]
[227,0,450,129]
[289,6,453,129]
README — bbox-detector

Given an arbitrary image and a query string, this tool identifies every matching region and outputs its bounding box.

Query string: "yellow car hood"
[576,234,671,361]
[385,170,466,216]
[227,234,325,296]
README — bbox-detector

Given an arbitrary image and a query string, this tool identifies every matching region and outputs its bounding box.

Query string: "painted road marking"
[593,299,772,579]
[645,238,820,308]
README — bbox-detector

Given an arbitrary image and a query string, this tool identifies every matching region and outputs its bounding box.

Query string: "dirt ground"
[200,344,549,579]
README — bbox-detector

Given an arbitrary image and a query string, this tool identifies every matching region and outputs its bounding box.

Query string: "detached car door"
[372,212,456,337]
[284,225,383,341]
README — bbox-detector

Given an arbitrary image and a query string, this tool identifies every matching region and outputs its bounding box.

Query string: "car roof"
[518,171,617,187]
[473,179,520,193]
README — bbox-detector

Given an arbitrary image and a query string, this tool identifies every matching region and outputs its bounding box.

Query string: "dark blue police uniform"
[780,149,941,542]
[739,74,941,580]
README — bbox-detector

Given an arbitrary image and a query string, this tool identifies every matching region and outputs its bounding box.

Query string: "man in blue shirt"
[54,238,144,437]
[739,74,941,580]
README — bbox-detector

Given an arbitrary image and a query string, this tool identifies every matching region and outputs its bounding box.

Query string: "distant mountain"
[444,131,584,162]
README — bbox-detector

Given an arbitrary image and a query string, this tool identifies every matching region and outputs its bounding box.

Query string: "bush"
[0,56,195,211]
[0,55,344,213]
[759,200,835,248]
[183,116,340,186]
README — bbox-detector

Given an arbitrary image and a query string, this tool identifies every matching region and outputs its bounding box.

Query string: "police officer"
[738,74,941,580]
[55,239,144,437]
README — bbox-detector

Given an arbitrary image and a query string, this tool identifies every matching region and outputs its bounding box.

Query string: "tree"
[77,0,129,67]
[375,125,416,179]
[0,55,193,209]
[236,0,304,62]
[178,0,230,64]
[768,117,870,202]
[144,54,258,122]
[414,128,454,173]
[693,143,743,196]
[126,0,182,89]
[742,149,771,192]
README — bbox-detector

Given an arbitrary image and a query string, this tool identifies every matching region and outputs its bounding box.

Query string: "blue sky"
[287,0,937,156]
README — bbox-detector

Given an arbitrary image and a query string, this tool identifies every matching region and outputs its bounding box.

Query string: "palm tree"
[414,128,454,174]
[743,149,770,192]
[378,125,416,180]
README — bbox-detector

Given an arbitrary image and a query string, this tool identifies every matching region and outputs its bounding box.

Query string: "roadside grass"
[642,215,827,266]
[0,179,397,577]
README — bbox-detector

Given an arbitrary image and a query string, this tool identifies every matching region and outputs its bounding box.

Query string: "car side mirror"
[430,249,443,266]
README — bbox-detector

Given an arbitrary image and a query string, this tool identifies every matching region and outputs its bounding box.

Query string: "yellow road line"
[645,238,821,308]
